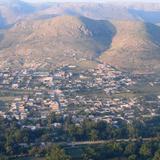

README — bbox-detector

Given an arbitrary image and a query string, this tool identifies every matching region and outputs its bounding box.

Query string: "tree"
[82,147,96,160]
[46,145,70,160]
[139,143,152,158]
[153,149,160,160]
[89,129,98,141]
[105,142,123,157]
[128,154,137,160]
[0,156,8,160]
[127,124,138,138]
[124,142,136,156]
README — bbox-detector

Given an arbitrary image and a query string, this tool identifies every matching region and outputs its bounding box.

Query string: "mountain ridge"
[1,1,160,29]
[0,15,159,73]
[0,15,115,70]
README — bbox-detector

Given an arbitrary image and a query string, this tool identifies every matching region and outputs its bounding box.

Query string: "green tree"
[153,149,160,160]
[105,142,123,157]
[127,124,138,138]
[128,154,137,160]
[0,156,8,160]
[46,145,70,160]
[124,142,136,156]
[82,147,96,160]
[89,129,98,141]
[139,143,152,158]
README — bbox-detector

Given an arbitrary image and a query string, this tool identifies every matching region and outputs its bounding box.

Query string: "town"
[0,63,160,131]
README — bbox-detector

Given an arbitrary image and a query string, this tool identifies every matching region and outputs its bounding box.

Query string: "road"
[8,137,160,159]
[62,137,160,147]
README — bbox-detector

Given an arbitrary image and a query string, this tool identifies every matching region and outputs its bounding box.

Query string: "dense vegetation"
[1,114,160,159]
[39,141,160,160]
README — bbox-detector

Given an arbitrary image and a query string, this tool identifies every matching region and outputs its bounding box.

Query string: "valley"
[0,1,160,160]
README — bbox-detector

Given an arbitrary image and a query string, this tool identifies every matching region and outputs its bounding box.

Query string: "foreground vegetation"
[4,140,160,160]
[1,114,160,159]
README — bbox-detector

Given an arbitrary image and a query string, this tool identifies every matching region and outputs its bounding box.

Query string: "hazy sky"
[23,0,160,3]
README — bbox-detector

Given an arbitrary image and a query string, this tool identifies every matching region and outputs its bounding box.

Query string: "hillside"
[100,21,160,73]
[0,15,115,69]
[0,15,160,73]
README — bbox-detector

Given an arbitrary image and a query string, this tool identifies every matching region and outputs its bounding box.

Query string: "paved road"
[64,137,160,147]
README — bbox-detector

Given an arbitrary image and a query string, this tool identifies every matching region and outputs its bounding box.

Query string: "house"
[50,101,59,112]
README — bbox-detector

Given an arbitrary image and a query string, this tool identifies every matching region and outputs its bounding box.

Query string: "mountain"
[100,21,160,73]
[0,15,160,73]
[0,15,115,69]
[0,0,36,28]
[0,1,160,28]
[128,9,160,23]
[0,0,35,14]
[34,2,160,23]
[35,3,134,20]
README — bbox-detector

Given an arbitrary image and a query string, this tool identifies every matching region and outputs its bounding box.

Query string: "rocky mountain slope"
[0,15,115,69]
[0,15,160,73]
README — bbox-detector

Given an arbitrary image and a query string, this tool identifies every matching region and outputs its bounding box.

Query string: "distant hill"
[33,2,160,23]
[0,0,36,28]
[0,0,35,14]
[1,1,160,29]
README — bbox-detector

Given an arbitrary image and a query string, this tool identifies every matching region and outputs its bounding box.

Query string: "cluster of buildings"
[0,63,160,130]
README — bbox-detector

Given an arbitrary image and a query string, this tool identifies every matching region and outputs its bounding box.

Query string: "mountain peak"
[12,15,114,39]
